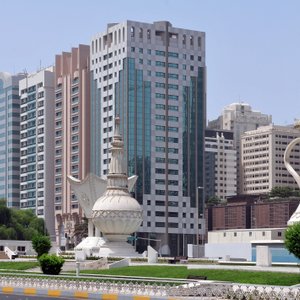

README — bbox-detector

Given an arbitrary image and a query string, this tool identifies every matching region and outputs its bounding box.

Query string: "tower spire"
[106,116,128,190]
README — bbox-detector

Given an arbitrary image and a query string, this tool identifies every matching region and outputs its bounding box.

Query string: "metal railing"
[0,274,299,299]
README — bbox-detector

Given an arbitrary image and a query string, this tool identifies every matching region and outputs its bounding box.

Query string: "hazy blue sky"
[1,0,299,125]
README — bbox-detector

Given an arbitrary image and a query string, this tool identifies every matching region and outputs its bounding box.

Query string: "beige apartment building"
[54,45,90,248]
[241,124,300,194]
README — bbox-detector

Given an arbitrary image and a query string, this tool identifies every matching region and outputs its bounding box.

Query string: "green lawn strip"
[0,261,39,270]
[79,266,300,286]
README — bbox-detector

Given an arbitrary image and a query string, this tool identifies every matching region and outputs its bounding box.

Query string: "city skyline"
[1,0,299,125]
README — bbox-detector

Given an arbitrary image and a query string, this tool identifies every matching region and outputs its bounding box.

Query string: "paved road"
[0,293,73,300]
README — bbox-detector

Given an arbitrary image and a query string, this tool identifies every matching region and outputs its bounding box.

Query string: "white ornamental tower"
[92,117,143,245]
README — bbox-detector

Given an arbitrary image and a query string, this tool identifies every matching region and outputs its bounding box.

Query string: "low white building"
[205,228,299,263]
[0,240,36,256]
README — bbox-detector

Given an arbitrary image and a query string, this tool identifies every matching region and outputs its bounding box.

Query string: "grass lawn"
[0,261,39,270]
[79,266,300,286]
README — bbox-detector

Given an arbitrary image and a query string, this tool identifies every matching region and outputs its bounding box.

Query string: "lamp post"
[196,186,204,253]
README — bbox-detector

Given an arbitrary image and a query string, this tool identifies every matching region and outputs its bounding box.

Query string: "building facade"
[0,72,25,208]
[19,68,55,238]
[90,21,206,255]
[205,129,237,202]
[206,195,299,231]
[241,124,300,194]
[208,103,272,193]
[54,45,90,248]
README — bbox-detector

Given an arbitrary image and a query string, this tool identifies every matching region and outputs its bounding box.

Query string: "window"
[168,127,178,132]
[155,50,165,56]
[168,84,178,90]
[156,104,165,110]
[155,93,165,99]
[156,147,165,153]
[155,190,165,195]
[168,63,178,68]
[155,125,165,131]
[168,52,178,58]
[168,105,178,111]
[156,61,165,67]
[168,169,178,175]
[130,26,135,37]
[156,72,165,78]
[155,114,165,120]
[168,73,178,79]
[155,82,165,88]
[155,168,165,174]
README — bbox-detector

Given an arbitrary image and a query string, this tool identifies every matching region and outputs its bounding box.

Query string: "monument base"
[75,237,140,259]
[99,241,141,257]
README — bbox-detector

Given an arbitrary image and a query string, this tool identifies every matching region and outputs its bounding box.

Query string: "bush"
[32,235,51,258]
[285,222,300,260]
[39,254,65,275]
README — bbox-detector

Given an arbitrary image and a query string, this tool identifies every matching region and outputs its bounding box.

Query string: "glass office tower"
[91,21,206,255]
[0,72,25,208]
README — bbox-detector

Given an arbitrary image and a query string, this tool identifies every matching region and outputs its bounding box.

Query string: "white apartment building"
[208,103,272,193]
[241,124,300,194]
[205,129,237,201]
[90,21,206,256]
[19,67,55,238]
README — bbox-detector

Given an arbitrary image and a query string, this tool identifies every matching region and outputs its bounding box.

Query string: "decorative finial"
[115,115,120,137]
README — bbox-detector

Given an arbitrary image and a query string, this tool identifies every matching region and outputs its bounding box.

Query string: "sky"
[1,0,299,125]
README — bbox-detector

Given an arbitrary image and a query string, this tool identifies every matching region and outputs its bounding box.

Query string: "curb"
[1,286,182,299]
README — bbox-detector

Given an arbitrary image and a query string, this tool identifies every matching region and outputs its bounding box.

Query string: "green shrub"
[38,254,65,275]
[32,235,51,258]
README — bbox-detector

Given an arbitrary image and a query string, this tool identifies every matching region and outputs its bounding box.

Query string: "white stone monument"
[70,117,142,259]
[284,123,300,225]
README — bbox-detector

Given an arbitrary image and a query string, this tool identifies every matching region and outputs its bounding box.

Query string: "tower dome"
[92,117,142,242]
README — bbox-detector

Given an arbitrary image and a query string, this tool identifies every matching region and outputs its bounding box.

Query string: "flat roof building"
[208,103,272,193]
[90,21,206,255]
[205,129,237,201]
[241,124,300,194]
[19,67,55,238]
[0,72,25,208]
[54,45,90,249]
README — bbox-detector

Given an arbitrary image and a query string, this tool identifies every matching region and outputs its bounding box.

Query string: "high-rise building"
[205,129,237,202]
[241,124,300,194]
[54,45,90,249]
[90,21,206,255]
[208,103,272,193]
[19,67,55,238]
[0,72,25,208]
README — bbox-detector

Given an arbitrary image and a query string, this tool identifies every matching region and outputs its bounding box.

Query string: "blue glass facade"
[0,73,23,208]
[116,58,151,203]
[182,67,206,212]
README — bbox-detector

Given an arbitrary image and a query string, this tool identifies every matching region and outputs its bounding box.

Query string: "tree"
[32,235,51,258]
[285,222,300,260]
[206,196,222,206]
[269,186,295,199]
